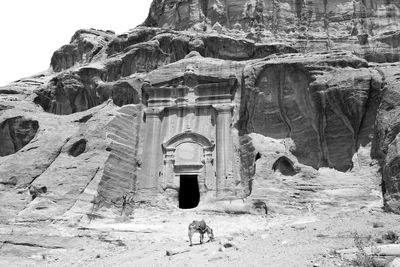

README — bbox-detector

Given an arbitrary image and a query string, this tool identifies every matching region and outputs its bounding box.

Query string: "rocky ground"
[1,204,400,267]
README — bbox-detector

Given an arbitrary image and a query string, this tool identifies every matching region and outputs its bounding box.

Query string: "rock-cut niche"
[0,116,39,157]
[272,156,297,176]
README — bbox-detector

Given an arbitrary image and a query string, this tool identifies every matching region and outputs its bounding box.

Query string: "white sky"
[0,0,153,86]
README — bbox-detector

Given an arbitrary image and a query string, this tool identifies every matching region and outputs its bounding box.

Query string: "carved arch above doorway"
[160,130,215,192]
[162,130,214,151]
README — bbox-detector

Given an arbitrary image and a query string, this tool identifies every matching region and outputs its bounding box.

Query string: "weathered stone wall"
[372,63,400,213]
[51,29,116,72]
[144,0,400,32]
[144,0,400,64]
[95,105,143,212]
[0,116,39,157]
[240,51,383,171]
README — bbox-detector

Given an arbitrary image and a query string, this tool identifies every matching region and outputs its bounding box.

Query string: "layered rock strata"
[0,0,400,221]
[240,51,383,171]
[372,63,400,213]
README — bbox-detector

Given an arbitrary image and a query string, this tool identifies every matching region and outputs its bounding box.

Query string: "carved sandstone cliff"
[144,0,400,62]
[240,51,383,171]
[0,0,399,222]
[373,63,400,213]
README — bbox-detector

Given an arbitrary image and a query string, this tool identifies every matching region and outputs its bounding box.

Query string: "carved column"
[204,147,215,192]
[214,104,233,196]
[138,107,163,199]
[163,147,175,188]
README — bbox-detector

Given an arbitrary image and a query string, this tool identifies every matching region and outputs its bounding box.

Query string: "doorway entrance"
[179,175,200,209]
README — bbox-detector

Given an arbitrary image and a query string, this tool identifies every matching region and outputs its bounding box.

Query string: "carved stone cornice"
[142,69,238,109]
[213,104,233,114]
[144,107,164,117]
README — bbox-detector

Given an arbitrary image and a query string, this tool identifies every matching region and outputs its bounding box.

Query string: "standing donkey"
[188,219,215,246]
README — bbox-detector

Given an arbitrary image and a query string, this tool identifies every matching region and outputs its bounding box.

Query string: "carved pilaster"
[137,107,164,199]
[214,104,233,197]
[163,147,175,189]
[204,149,215,192]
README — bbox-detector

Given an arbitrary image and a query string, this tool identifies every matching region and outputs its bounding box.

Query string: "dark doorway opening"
[179,175,200,209]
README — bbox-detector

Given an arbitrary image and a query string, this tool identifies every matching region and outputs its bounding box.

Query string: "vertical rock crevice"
[200,0,209,17]
[239,135,257,197]
[277,65,293,136]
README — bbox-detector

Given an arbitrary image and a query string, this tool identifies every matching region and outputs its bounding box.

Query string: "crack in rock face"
[0,117,39,157]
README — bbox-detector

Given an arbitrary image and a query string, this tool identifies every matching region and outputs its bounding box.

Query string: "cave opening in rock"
[272,156,297,176]
[179,175,200,209]
[255,152,261,161]
[68,139,87,157]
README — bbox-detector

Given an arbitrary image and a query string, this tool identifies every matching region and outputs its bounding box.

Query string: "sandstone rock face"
[145,0,400,33]
[0,116,39,157]
[1,0,400,222]
[51,29,116,72]
[34,72,142,115]
[95,105,142,211]
[240,51,383,171]
[373,63,400,213]
[36,72,99,115]
[37,27,295,116]
[145,0,400,63]
[245,133,381,214]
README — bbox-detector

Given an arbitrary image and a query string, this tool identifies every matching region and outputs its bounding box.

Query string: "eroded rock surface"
[51,29,116,72]
[145,0,400,63]
[0,0,400,224]
[94,105,142,214]
[373,63,400,213]
[240,51,383,171]
[0,116,39,157]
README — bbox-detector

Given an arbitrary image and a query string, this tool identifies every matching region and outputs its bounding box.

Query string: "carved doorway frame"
[161,130,215,192]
